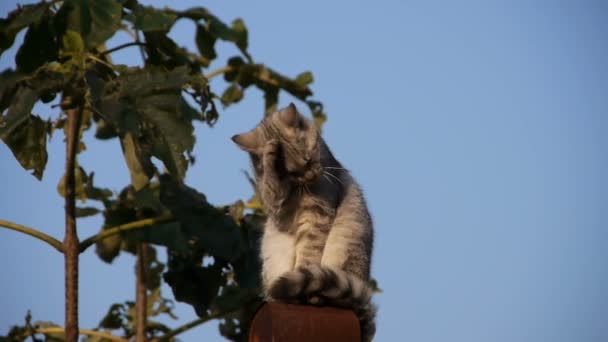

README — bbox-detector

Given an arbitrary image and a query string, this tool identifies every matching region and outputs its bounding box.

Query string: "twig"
[78,214,174,253]
[204,66,233,81]
[86,54,116,72]
[157,308,241,342]
[99,42,149,56]
[0,220,63,253]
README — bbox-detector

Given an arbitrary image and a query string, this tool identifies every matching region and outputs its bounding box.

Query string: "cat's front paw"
[263,139,279,158]
[262,139,280,171]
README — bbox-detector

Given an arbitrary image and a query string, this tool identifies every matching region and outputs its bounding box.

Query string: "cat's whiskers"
[323,170,343,185]
[303,184,334,214]
[322,173,334,185]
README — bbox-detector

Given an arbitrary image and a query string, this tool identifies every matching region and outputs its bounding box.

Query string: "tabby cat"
[232,103,376,341]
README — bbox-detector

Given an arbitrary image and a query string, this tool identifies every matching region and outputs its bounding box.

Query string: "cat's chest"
[272,194,334,233]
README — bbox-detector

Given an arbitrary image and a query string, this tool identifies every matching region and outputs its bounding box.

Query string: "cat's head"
[232,103,322,184]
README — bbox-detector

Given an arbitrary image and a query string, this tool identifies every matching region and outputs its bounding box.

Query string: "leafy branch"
[79,213,174,253]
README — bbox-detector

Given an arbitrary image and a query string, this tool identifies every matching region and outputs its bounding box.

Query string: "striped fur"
[232,103,376,341]
[269,265,377,341]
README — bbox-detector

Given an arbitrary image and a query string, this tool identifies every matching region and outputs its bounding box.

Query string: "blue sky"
[1,1,607,341]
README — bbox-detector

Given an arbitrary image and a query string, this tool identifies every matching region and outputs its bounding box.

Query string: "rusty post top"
[249,302,361,342]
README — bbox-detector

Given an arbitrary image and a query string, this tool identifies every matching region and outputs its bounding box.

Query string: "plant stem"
[78,214,174,253]
[135,243,149,342]
[204,66,233,80]
[63,99,83,342]
[35,327,128,342]
[100,42,148,56]
[157,308,240,342]
[0,220,63,252]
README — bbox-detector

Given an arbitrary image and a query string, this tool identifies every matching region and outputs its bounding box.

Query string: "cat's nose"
[303,169,316,182]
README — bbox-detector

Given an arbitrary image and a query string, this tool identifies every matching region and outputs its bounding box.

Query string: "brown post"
[249,302,360,342]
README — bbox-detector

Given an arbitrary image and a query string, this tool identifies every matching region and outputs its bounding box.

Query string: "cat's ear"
[232,130,262,153]
[279,103,298,127]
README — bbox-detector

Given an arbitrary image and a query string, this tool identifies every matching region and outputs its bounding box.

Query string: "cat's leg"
[260,139,290,215]
[292,214,331,305]
[261,221,295,299]
[293,209,331,268]
[321,184,372,280]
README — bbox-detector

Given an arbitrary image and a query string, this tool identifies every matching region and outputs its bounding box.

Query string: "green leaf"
[84,172,114,203]
[0,69,21,112]
[220,84,243,107]
[15,13,58,73]
[2,115,47,180]
[95,189,139,263]
[0,67,66,139]
[142,247,167,291]
[230,19,248,51]
[0,85,37,140]
[195,24,217,60]
[264,88,278,116]
[128,221,188,253]
[215,287,262,341]
[61,30,84,54]
[189,9,249,58]
[96,66,196,180]
[211,285,258,313]
[232,216,263,289]
[120,132,155,191]
[76,206,101,217]
[98,303,128,330]
[133,5,177,32]
[55,0,121,49]
[164,258,225,316]
[307,100,327,128]
[0,3,50,57]
[159,175,246,261]
[295,71,314,87]
[0,67,67,180]
[57,166,88,201]
[144,31,208,68]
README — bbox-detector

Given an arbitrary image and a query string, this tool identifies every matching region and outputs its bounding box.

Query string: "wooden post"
[249,302,360,342]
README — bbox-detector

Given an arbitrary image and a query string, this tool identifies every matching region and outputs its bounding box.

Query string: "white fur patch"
[261,224,295,290]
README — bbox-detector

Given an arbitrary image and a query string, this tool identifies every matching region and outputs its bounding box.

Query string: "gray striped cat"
[232,103,376,341]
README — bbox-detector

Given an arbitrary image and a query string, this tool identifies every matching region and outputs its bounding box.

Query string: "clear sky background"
[1,1,607,341]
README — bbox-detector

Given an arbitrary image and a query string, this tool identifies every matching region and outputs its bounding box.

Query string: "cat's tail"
[267,265,377,342]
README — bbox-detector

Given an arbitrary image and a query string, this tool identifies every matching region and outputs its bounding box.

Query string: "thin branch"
[157,308,240,342]
[35,327,128,342]
[135,243,149,342]
[79,214,174,253]
[100,42,149,56]
[239,48,254,64]
[0,219,63,253]
[63,99,83,342]
[135,29,148,64]
[204,66,233,81]
[86,54,116,70]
